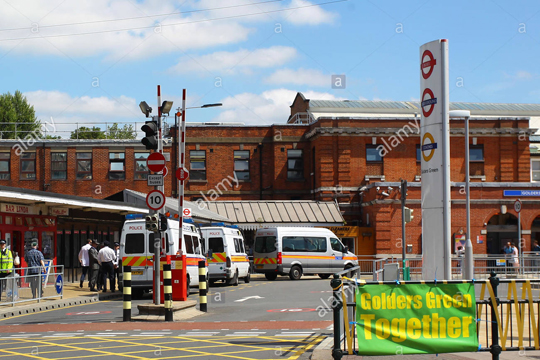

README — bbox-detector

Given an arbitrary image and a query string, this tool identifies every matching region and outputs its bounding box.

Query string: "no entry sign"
[147,153,166,173]
[146,190,165,211]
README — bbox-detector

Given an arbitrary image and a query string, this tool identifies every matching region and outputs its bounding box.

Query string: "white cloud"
[264,68,328,87]
[213,88,342,125]
[168,46,297,74]
[504,71,535,80]
[286,0,338,25]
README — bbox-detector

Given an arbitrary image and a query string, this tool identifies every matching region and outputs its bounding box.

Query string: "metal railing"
[0,266,64,306]
[330,269,540,360]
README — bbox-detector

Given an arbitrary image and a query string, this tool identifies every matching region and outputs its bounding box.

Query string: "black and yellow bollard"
[198,260,207,312]
[123,265,131,322]
[163,263,173,321]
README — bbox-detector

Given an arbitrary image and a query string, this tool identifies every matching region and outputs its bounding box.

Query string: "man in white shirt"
[98,241,117,292]
[78,239,92,289]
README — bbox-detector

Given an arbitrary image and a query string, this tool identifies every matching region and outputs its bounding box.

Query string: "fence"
[330,267,540,360]
[0,266,64,306]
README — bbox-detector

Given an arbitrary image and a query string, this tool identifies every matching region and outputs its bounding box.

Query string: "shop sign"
[49,207,69,216]
[1,203,36,215]
[324,226,361,237]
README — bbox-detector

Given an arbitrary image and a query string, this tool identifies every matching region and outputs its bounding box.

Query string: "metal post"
[164,263,173,321]
[464,115,474,279]
[441,42,451,280]
[123,265,131,321]
[401,180,407,279]
[198,260,207,312]
[489,272,501,360]
[518,209,522,275]
[331,274,343,360]
[154,85,162,306]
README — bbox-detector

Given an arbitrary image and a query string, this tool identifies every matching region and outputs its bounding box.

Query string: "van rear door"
[254,235,278,271]
[123,232,150,285]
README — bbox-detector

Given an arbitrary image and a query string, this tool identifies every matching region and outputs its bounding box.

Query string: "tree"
[0,91,40,139]
[107,123,135,139]
[70,126,106,139]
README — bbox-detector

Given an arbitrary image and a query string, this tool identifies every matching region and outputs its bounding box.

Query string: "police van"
[253,227,358,280]
[120,217,206,297]
[199,225,250,286]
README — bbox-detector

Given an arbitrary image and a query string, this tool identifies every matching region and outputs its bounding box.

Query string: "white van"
[120,218,206,297]
[199,225,250,286]
[253,227,358,280]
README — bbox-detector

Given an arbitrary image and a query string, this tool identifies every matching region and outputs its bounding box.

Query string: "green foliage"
[0,91,40,139]
[70,126,106,139]
[107,123,135,139]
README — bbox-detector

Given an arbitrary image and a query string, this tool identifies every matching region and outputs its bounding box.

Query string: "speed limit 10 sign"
[514,199,522,213]
[146,190,165,211]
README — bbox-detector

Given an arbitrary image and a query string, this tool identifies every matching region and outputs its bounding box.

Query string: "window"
[532,159,540,182]
[330,238,345,252]
[416,144,421,162]
[190,150,206,181]
[282,237,327,252]
[208,238,224,253]
[20,152,36,180]
[470,145,484,162]
[236,238,245,253]
[234,150,250,181]
[51,152,67,180]
[76,153,92,180]
[287,149,304,180]
[109,152,125,180]
[134,152,150,180]
[184,234,194,254]
[254,236,277,253]
[0,153,9,180]
[125,234,144,254]
[366,145,382,163]
[192,236,201,255]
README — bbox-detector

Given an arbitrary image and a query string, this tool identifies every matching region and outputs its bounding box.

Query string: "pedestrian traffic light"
[159,213,168,231]
[141,120,158,150]
[145,214,159,232]
[404,207,414,223]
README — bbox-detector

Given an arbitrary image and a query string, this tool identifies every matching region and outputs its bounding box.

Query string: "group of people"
[78,239,120,292]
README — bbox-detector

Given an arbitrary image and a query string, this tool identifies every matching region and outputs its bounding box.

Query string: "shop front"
[323,226,375,256]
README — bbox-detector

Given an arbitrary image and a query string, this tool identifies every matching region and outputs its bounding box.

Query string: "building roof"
[0,185,147,214]
[196,200,344,230]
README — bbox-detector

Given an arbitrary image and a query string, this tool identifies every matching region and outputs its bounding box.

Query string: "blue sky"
[0,0,539,136]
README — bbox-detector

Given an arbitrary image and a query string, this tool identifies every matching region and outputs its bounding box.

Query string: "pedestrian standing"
[78,239,92,289]
[113,242,121,291]
[511,242,520,273]
[98,241,116,292]
[24,240,44,299]
[88,239,100,291]
[0,240,13,301]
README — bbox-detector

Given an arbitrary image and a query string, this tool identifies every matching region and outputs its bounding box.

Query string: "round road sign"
[176,167,189,181]
[55,275,63,294]
[160,166,168,178]
[146,190,166,211]
[421,50,437,80]
[421,88,437,118]
[147,153,166,173]
[183,208,191,217]
[514,199,522,213]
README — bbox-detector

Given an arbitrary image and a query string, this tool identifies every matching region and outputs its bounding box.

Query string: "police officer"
[0,240,13,301]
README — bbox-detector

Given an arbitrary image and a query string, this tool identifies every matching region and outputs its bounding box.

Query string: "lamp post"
[450,110,473,279]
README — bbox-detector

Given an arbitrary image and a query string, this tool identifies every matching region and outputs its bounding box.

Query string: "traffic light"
[141,120,158,150]
[145,214,159,232]
[404,207,414,223]
[159,213,168,231]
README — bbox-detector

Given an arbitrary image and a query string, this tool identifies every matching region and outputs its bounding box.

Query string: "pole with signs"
[401,179,407,279]
[178,89,188,299]
[515,199,522,275]
[154,85,162,306]
[420,40,451,280]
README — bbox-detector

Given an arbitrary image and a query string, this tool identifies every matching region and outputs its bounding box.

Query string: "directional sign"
[146,190,165,211]
[55,275,63,294]
[183,208,192,218]
[147,152,166,173]
[176,167,189,181]
[514,199,522,213]
[147,174,164,186]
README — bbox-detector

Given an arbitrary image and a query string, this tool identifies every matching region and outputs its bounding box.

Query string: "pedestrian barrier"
[163,263,173,321]
[198,260,207,312]
[0,265,64,306]
[122,265,131,321]
[330,267,540,360]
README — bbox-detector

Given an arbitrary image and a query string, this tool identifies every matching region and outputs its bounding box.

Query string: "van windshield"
[254,236,277,253]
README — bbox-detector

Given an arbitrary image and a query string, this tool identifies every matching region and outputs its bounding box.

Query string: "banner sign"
[356,283,478,355]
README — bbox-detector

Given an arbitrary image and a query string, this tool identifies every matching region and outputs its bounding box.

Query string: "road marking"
[182,332,220,336]
[226,332,266,336]
[234,295,264,302]
[0,300,114,322]
[278,332,315,337]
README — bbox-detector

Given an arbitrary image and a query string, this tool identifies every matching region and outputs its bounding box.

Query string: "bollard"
[198,260,207,312]
[163,263,173,321]
[489,272,501,360]
[331,274,343,360]
[123,265,131,322]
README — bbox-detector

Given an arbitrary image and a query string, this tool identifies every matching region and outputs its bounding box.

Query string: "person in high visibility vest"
[0,239,13,301]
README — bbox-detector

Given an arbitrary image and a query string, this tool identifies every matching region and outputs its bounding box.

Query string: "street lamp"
[450,109,472,279]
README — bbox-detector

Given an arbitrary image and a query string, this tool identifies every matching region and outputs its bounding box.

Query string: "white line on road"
[277,332,315,337]
[226,332,266,336]
[182,332,220,336]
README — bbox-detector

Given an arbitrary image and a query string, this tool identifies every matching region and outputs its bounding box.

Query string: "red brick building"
[2,93,540,256]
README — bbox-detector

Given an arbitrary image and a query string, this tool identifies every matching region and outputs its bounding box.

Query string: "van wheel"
[186,276,190,297]
[244,272,251,284]
[265,273,278,281]
[228,270,239,286]
[318,274,331,279]
[289,265,302,280]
